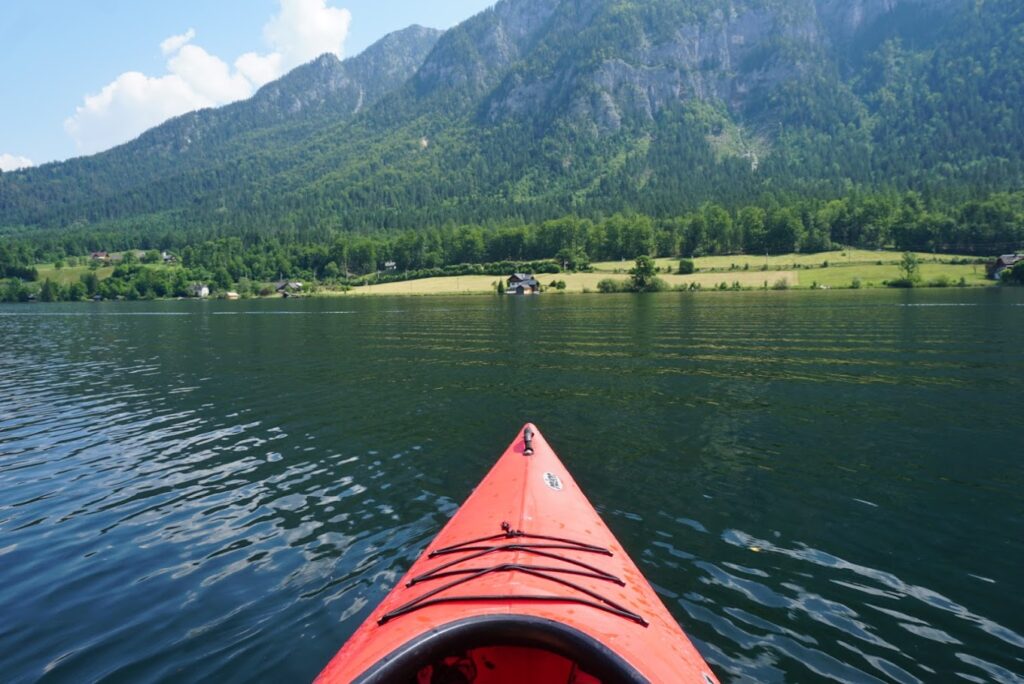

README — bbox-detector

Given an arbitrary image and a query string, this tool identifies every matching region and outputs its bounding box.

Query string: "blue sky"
[0,0,494,169]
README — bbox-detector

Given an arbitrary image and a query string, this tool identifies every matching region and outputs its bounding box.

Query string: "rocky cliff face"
[408,0,966,134]
[816,0,967,39]
[817,0,901,39]
[413,0,565,99]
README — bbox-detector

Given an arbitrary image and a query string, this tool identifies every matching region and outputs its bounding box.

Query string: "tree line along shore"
[2,192,1022,302]
[0,249,1007,302]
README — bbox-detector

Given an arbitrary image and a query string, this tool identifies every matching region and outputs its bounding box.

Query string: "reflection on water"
[1,289,1023,683]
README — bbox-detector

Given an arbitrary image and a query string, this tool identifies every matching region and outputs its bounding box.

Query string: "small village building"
[90,251,110,262]
[189,283,210,298]
[161,250,177,264]
[990,254,1023,279]
[275,281,304,297]
[384,260,398,272]
[225,291,240,300]
[507,273,541,295]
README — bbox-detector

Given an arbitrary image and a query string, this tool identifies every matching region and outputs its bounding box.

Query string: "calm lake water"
[1,289,1023,683]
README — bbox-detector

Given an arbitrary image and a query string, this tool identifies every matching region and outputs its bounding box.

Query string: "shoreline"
[1,281,998,304]
[11,251,995,302]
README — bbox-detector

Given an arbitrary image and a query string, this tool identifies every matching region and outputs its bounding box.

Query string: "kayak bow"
[316,424,719,683]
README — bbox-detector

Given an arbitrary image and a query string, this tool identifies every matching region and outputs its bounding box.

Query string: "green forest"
[2,189,1021,301]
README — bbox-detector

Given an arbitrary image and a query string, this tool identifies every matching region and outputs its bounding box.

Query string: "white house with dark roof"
[507,273,541,295]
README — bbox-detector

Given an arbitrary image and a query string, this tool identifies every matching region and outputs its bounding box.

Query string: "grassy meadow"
[797,263,987,289]
[590,250,989,290]
[34,259,180,286]
[592,249,983,271]
[35,263,115,285]
[332,270,802,296]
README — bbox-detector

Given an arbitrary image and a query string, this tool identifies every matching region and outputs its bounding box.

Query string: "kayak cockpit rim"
[350,615,649,684]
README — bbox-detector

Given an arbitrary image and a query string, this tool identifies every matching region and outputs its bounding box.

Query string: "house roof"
[997,254,1023,266]
[509,272,540,283]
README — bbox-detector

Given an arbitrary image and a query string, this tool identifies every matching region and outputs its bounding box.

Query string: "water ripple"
[1,291,1022,682]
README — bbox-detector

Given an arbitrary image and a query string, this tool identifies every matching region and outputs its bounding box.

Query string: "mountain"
[2,0,1022,242]
[0,25,442,234]
[140,25,444,155]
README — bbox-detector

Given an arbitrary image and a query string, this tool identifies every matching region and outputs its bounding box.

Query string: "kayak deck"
[316,424,718,683]
[378,521,647,627]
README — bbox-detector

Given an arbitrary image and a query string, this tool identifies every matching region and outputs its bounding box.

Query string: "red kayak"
[317,424,719,683]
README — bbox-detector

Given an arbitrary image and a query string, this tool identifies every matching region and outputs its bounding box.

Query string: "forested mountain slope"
[0,25,442,233]
[2,0,1022,240]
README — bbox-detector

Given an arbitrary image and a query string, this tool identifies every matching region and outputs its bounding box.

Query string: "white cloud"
[64,0,352,156]
[264,0,352,67]
[235,51,284,88]
[0,153,34,171]
[160,28,196,56]
[168,44,253,103]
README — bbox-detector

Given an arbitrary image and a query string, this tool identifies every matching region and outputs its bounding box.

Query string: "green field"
[333,270,804,295]
[341,275,500,295]
[337,258,990,295]
[35,264,115,285]
[795,262,988,289]
[592,250,984,273]
[34,259,187,285]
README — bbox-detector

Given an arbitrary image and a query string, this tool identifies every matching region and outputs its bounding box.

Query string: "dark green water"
[1,289,1023,683]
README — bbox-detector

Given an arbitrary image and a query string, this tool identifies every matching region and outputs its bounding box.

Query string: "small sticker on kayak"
[543,472,563,491]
